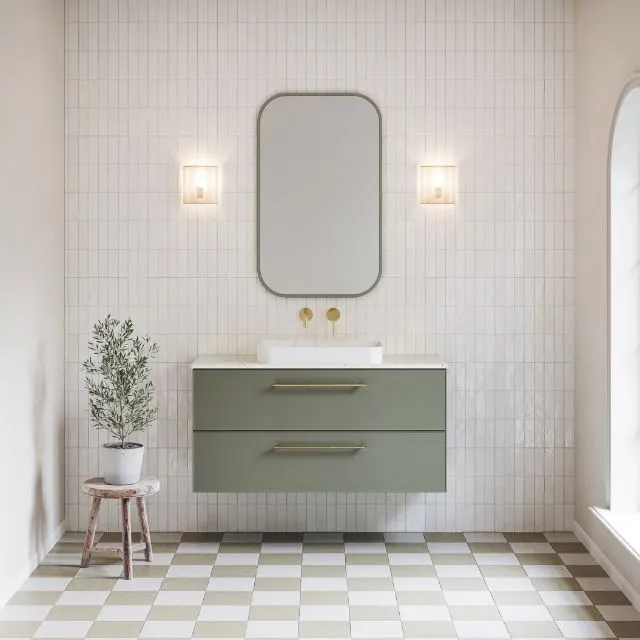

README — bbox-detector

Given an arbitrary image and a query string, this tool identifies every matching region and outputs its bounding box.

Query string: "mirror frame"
[256,92,383,298]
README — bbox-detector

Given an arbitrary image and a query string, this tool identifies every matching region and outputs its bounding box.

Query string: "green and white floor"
[1,531,639,639]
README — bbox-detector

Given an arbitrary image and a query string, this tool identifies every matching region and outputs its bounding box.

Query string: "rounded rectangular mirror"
[257,93,382,297]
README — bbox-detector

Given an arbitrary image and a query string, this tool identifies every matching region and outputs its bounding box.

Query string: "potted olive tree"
[83,316,159,485]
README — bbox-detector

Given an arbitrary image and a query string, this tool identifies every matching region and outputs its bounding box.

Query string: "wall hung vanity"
[192,342,447,492]
[191,94,446,492]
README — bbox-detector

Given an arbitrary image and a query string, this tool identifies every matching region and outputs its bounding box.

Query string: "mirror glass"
[258,93,381,297]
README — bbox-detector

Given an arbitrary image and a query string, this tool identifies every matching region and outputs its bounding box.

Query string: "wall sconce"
[420,165,456,205]
[183,165,218,204]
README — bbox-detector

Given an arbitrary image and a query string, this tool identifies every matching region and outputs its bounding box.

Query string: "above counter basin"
[257,339,384,366]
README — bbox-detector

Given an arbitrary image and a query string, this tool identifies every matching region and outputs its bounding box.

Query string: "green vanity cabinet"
[192,362,447,492]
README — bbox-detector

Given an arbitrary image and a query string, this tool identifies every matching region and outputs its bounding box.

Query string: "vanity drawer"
[193,430,446,492]
[193,369,446,432]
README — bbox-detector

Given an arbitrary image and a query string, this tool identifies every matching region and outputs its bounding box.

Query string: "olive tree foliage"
[83,316,159,448]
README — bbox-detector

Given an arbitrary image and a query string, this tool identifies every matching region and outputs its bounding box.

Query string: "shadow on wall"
[29,343,56,559]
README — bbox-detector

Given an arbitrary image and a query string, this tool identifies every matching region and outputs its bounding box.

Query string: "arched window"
[610,78,640,512]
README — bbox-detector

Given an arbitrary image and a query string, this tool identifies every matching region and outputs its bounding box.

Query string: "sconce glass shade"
[420,165,456,204]
[183,165,218,204]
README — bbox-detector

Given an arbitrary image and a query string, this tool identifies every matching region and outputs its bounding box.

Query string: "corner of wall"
[0,520,66,609]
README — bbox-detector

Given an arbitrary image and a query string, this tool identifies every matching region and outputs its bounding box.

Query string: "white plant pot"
[102,443,144,485]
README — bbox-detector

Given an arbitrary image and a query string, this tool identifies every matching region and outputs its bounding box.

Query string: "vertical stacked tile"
[64,0,575,533]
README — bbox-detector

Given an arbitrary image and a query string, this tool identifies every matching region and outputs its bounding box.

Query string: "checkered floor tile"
[1,531,638,639]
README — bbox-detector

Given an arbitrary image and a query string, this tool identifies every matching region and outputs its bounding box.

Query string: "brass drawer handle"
[271,383,366,390]
[272,443,366,452]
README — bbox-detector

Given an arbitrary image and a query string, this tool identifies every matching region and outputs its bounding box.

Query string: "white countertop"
[192,354,447,369]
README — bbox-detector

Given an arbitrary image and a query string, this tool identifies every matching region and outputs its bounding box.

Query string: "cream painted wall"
[0,0,65,605]
[575,0,640,597]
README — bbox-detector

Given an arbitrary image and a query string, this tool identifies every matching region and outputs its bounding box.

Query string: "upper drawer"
[193,368,445,431]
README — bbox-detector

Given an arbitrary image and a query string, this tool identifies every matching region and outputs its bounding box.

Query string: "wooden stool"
[81,477,160,580]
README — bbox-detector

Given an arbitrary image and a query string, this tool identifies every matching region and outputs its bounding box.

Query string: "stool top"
[82,477,160,499]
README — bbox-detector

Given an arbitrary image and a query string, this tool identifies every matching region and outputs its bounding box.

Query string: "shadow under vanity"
[192,352,447,492]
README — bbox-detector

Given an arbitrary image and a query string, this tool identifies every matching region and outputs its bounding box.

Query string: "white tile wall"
[64,0,575,532]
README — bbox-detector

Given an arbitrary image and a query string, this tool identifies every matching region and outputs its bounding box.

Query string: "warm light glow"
[420,165,456,205]
[183,165,218,204]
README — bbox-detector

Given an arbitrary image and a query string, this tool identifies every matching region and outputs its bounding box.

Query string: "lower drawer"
[193,431,446,492]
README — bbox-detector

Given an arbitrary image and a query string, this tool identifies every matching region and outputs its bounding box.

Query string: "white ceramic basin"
[257,339,384,366]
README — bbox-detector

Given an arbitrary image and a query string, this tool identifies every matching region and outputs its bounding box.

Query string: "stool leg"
[121,498,133,580]
[81,497,102,568]
[136,497,153,562]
